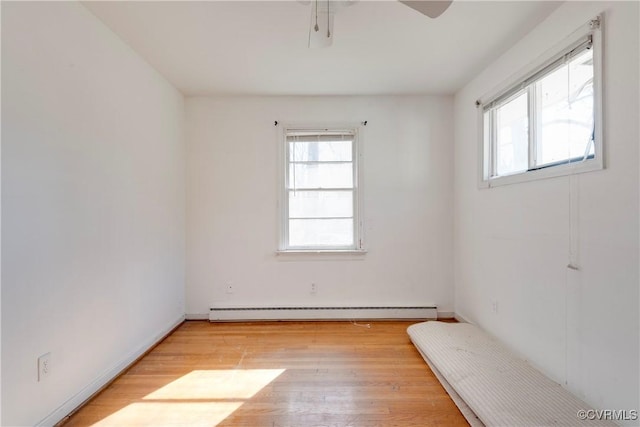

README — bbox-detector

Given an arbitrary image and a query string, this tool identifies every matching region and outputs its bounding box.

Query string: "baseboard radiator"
[209,306,438,322]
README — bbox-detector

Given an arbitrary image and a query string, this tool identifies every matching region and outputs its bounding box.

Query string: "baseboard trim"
[437,311,455,319]
[41,314,185,427]
[454,312,472,324]
[185,313,209,320]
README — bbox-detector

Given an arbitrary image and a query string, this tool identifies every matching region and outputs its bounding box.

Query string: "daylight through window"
[281,128,362,251]
[480,21,602,186]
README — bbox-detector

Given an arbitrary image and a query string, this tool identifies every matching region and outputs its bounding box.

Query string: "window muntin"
[282,128,361,251]
[481,25,601,186]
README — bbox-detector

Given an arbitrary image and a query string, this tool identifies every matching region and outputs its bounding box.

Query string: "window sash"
[282,128,360,250]
[481,29,598,182]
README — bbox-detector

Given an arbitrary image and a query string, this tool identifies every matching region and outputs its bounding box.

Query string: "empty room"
[1,0,638,426]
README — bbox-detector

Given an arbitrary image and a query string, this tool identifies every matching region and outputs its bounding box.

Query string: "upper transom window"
[479,18,603,187]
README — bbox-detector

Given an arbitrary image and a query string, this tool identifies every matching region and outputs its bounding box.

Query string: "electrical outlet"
[310,283,317,294]
[38,352,51,381]
[226,284,233,294]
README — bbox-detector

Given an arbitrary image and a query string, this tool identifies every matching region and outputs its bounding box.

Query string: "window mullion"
[528,84,537,171]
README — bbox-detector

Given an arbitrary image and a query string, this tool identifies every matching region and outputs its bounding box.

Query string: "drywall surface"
[186,96,454,316]
[453,1,639,422]
[1,2,185,425]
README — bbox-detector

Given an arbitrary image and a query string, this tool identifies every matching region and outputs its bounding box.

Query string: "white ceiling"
[83,1,562,96]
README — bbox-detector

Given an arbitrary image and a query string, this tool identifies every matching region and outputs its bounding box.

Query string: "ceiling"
[83,1,562,96]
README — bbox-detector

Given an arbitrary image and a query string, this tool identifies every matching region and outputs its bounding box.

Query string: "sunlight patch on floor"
[90,369,285,426]
[143,369,286,400]
[91,402,244,427]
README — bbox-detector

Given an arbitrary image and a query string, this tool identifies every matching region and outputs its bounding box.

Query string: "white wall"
[1,2,185,425]
[0,3,3,422]
[453,1,639,420]
[186,96,453,317]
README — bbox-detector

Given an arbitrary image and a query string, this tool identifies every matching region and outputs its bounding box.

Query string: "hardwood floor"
[63,321,468,427]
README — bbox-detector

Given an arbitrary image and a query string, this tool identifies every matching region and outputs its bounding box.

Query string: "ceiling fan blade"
[398,0,453,18]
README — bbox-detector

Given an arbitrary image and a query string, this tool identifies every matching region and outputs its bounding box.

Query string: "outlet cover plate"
[38,352,51,381]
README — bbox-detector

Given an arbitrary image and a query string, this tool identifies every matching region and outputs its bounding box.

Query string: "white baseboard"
[185,313,209,320]
[437,311,455,319]
[454,312,473,324]
[38,314,185,427]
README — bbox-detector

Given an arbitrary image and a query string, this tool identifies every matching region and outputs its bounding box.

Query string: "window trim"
[477,16,604,188]
[277,123,365,254]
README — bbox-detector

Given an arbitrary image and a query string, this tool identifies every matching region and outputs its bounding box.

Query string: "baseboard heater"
[209,306,438,322]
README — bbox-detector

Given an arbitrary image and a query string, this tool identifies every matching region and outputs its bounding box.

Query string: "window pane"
[289,219,353,247]
[537,49,594,166]
[289,191,353,218]
[290,140,352,162]
[496,92,529,176]
[289,163,353,189]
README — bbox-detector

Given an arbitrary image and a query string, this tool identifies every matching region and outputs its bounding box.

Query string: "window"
[279,127,363,252]
[480,18,602,187]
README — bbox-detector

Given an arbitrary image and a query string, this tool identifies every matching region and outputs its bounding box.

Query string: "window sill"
[276,249,367,260]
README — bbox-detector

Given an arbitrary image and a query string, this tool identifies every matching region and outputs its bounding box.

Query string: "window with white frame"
[480,18,602,186]
[280,127,363,252]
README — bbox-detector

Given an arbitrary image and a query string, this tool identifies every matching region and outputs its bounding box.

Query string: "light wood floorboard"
[63,320,468,427]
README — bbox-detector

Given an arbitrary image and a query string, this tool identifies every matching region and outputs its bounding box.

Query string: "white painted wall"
[1,3,185,426]
[453,1,639,421]
[0,5,3,421]
[186,96,454,317]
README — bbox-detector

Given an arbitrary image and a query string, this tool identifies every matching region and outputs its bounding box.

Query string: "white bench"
[408,321,616,427]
